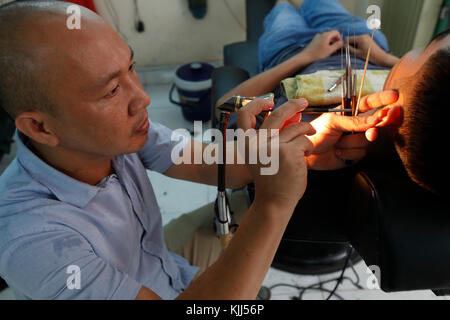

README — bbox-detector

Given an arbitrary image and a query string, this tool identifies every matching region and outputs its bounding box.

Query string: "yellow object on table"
[281,69,390,106]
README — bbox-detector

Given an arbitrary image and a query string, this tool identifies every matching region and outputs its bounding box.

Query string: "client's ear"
[375,105,404,128]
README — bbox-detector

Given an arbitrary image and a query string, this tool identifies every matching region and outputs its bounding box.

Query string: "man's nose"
[128,82,151,117]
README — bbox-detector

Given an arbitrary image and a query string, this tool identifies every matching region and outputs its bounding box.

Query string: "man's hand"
[348,34,400,68]
[357,89,403,141]
[301,30,344,62]
[238,98,315,210]
[306,90,400,170]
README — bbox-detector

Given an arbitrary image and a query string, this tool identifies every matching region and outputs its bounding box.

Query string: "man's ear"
[15,111,59,147]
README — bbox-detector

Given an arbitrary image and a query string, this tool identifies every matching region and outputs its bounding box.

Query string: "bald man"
[0,1,394,300]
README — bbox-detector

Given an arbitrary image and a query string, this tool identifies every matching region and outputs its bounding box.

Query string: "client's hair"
[394,46,450,195]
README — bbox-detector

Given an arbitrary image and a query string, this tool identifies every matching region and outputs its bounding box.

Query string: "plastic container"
[169,62,215,122]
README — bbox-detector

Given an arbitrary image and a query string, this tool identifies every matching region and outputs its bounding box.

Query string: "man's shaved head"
[0,0,150,165]
[0,0,100,119]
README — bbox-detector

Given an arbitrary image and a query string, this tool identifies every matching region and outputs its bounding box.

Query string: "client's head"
[384,29,450,195]
[0,1,151,159]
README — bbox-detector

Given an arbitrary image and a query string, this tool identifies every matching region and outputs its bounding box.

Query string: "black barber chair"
[211,0,450,295]
[0,108,15,292]
[0,107,15,164]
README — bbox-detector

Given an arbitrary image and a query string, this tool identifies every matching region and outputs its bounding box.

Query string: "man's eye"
[106,85,120,98]
[129,61,137,71]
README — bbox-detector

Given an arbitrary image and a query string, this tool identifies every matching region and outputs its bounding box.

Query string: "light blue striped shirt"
[0,122,198,300]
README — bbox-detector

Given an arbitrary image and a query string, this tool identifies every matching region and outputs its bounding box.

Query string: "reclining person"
[218,0,450,195]
[0,1,398,300]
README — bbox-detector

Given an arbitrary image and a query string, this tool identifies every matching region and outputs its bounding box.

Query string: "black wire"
[134,0,142,24]
[296,287,344,301]
[269,280,347,300]
[268,276,360,300]
[348,254,364,290]
[269,283,301,291]
[267,245,361,300]
[325,246,354,300]
[298,276,356,300]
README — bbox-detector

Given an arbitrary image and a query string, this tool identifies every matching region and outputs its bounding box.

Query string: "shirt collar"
[15,130,123,208]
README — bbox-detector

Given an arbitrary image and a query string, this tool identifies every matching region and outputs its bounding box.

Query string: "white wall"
[94,0,247,67]
[93,0,376,67]
[0,0,247,66]
[1,0,440,66]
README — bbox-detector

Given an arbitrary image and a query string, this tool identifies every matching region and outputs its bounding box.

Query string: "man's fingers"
[289,135,314,156]
[375,105,403,127]
[348,34,369,44]
[327,113,381,132]
[359,105,403,130]
[325,30,344,51]
[347,45,359,55]
[365,128,379,142]
[238,98,274,130]
[347,36,357,45]
[358,90,399,113]
[326,30,342,43]
[335,135,370,163]
[335,133,370,150]
[331,38,344,51]
[279,123,316,144]
[261,99,308,130]
[242,98,274,115]
[336,148,367,162]
[281,113,302,131]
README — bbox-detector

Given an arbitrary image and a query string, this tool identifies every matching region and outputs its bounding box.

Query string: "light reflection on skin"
[383,34,450,110]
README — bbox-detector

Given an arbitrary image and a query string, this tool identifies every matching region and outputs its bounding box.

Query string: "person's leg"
[258,2,318,72]
[163,189,250,279]
[299,0,389,51]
